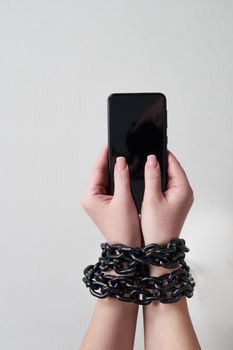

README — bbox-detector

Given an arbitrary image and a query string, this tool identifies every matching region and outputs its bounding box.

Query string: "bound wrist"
[143,232,181,246]
[106,236,141,248]
[149,265,179,277]
[83,238,194,305]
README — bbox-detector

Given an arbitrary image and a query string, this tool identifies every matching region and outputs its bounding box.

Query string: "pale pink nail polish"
[147,154,157,168]
[116,156,126,170]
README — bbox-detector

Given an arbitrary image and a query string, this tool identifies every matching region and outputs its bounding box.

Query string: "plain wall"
[0,1,233,349]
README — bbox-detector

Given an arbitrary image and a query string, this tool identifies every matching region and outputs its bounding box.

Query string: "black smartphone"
[107,92,168,213]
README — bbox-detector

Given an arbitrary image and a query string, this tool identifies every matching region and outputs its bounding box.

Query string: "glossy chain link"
[99,238,189,273]
[82,239,195,305]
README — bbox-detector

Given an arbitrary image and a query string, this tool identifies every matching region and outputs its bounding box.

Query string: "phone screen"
[107,93,167,213]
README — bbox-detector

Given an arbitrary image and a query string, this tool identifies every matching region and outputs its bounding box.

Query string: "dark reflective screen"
[108,93,167,213]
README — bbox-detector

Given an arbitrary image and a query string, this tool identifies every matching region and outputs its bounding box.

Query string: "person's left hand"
[81,144,141,247]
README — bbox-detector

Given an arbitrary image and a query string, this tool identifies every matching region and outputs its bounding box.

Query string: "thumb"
[113,157,132,201]
[143,155,163,203]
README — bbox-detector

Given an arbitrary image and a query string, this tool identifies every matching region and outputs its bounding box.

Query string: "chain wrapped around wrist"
[82,238,195,305]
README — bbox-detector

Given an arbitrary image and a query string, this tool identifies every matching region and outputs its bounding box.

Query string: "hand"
[140,152,201,350]
[81,144,141,247]
[80,145,141,350]
[141,151,194,246]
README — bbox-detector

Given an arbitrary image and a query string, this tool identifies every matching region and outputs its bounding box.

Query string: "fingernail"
[147,154,157,168]
[116,156,126,170]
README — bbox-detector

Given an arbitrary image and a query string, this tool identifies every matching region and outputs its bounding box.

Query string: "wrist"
[149,265,179,277]
[143,294,188,309]
[96,295,139,310]
[143,231,181,246]
[106,237,142,248]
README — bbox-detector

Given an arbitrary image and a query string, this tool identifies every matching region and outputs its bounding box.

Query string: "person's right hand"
[81,145,141,248]
[140,151,194,247]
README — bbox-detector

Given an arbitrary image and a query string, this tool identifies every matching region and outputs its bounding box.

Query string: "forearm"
[80,232,141,350]
[143,297,201,350]
[143,265,201,350]
[79,297,139,350]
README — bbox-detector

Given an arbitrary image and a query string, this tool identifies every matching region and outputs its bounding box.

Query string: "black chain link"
[99,238,189,272]
[82,239,195,305]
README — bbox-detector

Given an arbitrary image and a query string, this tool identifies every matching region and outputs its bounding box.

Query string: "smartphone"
[107,92,168,213]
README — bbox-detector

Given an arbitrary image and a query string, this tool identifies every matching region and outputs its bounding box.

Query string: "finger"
[143,154,163,202]
[85,144,109,196]
[113,156,133,201]
[166,150,191,188]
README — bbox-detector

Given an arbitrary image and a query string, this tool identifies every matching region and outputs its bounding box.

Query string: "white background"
[0,1,233,349]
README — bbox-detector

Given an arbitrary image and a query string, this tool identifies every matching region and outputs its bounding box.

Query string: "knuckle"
[190,192,195,204]
[81,196,91,211]
[178,185,194,204]
[185,185,194,203]
[188,185,194,198]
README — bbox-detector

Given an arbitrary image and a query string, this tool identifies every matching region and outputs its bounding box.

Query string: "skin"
[79,144,201,350]
[141,153,201,350]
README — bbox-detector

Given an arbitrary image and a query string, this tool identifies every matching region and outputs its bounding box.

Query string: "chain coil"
[82,238,195,305]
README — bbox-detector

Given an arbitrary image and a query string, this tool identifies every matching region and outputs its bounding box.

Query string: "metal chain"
[83,260,195,305]
[82,239,195,305]
[99,239,189,273]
